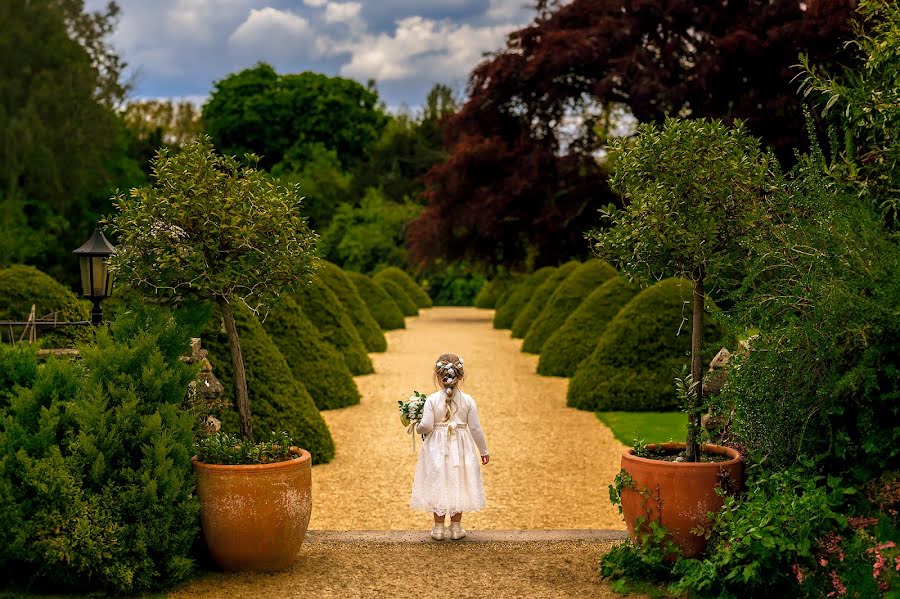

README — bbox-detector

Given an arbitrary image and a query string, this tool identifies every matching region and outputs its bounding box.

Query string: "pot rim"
[622,442,742,468]
[192,448,311,472]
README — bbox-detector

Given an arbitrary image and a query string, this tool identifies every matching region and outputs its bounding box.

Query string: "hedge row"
[512,261,580,338]
[346,270,406,330]
[474,275,519,309]
[317,262,387,352]
[0,265,89,345]
[374,267,432,308]
[377,278,418,316]
[493,267,556,329]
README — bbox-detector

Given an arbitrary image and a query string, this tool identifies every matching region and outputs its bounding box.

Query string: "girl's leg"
[433,512,446,524]
[449,513,466,540]
[450,512,462,523]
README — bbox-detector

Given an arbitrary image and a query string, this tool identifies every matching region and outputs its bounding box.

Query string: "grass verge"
[595,411,686,446]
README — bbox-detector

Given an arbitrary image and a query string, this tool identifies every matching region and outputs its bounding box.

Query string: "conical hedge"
[263,295,360,410]
[377,279,418,316]
[373,267,432,308]
[203,302,335,463]
[511,261,580,338]
[317,262,386,352]
[346,271,405,330]
[294,277,374,375]
[0,265,88,345]
[474,275,518,309]
[567,278,726,412]
[538,277,639,376]
[493,267,556,330]
[522,260,617,354]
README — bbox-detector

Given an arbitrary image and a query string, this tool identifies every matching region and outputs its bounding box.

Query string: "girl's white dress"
[410,390,489,516]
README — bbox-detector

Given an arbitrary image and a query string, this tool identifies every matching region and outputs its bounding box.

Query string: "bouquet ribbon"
[407,421,419,452]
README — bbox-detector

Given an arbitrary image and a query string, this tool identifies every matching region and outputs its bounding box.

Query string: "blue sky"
[87,0,537,110]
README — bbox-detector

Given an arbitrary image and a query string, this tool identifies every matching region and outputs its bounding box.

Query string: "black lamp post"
[73,224,116,325]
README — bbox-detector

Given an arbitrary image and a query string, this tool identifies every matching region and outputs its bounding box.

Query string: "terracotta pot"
[192,450,312,571]
[620,443,742,559]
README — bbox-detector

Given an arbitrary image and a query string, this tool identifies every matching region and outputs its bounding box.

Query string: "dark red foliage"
[410,0,859,268]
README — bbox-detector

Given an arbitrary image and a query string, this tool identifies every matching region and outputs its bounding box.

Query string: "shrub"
[522,259,617,354]
[425,263,486,306]
[0,265,88,345]
[345,271,405,330]
[0,307,200,594]
[474,274,519,309]
[538,276,639,376]
[294,277,374,375]
[377,279,418,316]
[511,261,580,338]
[202,302,335,463]
[567,278,725,411]
[492,267,556,329]
[262,295,360,410]
[316,262,386,352]
[373,266,432,308]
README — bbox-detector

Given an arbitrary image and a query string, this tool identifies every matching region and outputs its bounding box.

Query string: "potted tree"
[108,137,319,571]
[593,118,778,557]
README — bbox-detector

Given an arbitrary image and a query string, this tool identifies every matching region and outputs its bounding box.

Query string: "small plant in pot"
[108,137,319,571]
[591,117,779,558]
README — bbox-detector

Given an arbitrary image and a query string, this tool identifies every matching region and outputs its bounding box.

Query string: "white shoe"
[449,522,466,540]
[430,524,445,541]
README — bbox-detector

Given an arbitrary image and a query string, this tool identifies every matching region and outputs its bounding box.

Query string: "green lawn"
[595,411,686,446]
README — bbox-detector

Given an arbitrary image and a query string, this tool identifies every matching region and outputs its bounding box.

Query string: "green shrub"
[474,275,519,309]
[0,307,200,594]
[294,277,374,375]
[0,265,89,345]
[345,271,405,330]
[567,278,725,411]
[316,262,386,352]
[522,260,617,354]
[263,296,360,410]
[491,283,517,311]
[538,277,639,376]
[202,302,335,463]
[373,266,432,308]
[511,261,580,338]
[377,279,418,316]
[425,263,485,306]
[492,267,557,329]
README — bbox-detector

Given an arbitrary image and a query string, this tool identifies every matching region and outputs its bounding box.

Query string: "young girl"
[410,353,490,540]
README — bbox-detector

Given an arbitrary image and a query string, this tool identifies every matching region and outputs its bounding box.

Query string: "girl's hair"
[434,353,465,422]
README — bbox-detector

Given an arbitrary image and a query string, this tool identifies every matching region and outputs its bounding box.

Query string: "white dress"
[410,390,489,516]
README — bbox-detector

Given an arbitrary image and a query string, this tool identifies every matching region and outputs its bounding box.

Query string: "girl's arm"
[467,400,489,457]
[416,396,435,435]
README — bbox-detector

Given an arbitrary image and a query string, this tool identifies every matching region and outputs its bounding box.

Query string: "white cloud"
[324,2,361,23]
[228,7,314,59]
[303,0,328,5]
[166,0,257,44]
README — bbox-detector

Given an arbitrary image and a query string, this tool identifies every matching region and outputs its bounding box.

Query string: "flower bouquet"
[399,391,428,451]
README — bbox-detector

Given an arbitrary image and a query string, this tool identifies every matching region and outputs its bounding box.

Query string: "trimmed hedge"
[567,278,726,412]
[522,260,617,354]
[317,262,387,352]
[294,277,374,375]
[0,265,88,344]
[203,302,335,463]
[538,276,639,376]
[374,267,432,308]
[493,267,556,329]
[346,271,405,330]
[263,295,360,410]
[378,279,418,316]
[511,261,580,338]
[474,275,519,309]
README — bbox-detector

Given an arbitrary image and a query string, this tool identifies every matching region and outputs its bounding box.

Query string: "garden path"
[309,306,627,530]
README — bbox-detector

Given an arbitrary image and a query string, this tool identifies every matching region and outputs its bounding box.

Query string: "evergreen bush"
[345,271,405,330]
[202,302,335,463]
[538,277,639,376]
[263,296,360,410]
[294,277,374,375]
[567,278,725,411]
[511,261,579,338]
[522,260,617,353]
[373,266,432,308]
[474,275,519,309]
[492,267,558,329]
[0,307,200,594]
[316,262,386,352]
[377,279,418,316]
[0,265,88,345]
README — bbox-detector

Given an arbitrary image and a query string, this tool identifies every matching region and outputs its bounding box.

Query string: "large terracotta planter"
[192,450,312,571]
[620,443,742,559]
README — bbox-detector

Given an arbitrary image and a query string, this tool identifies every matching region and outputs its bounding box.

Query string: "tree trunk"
[686,274,705,462]
[218,297,253,441]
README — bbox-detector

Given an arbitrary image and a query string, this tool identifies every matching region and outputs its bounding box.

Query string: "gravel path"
[309,307,627,531]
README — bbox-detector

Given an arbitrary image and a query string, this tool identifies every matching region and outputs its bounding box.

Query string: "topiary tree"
[262,296,360,410]
[567,278,725,412]
[522,259,617,354]
[294,277,374,375]
[474,274,519,309]
[316,262,386,352]
[538,276,639,377]
[0,265,89,344]
[373,266,432,308]
[492,267,556,329]
[511,261,580,338]
[376,279,418,316]
[590,118,777,461]
[108,137,318,441]
[345,271,405,330]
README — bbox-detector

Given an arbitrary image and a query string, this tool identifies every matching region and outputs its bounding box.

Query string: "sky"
[86,0,538,111]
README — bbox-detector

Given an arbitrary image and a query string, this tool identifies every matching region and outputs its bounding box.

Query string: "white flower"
[446,367,455,376]
[445,387,452,394]
[435,361,443,368]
